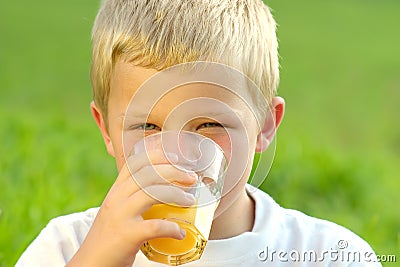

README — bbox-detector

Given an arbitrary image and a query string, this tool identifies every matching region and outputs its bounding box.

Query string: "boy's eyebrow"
[118,112,157,119]
[196,110,242,118]
[118,110,243,120]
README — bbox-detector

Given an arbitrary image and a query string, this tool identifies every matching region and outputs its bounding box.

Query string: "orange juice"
[141,198,218,265]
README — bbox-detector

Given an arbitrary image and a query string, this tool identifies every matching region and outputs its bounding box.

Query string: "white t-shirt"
[16,185,381,266]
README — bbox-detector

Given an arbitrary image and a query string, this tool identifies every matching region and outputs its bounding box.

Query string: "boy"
[17,0,380,266]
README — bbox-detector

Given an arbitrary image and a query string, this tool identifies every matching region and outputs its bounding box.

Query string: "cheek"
[212,135,232,162]
[112,144,125,172]
[122,132,142,156]
[199,127,256,168]
[108,122,127,171]
[196,129,232,162]
[217,127,257,194]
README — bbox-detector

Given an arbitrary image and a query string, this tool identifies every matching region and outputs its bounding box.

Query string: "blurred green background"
[0,0,399,266]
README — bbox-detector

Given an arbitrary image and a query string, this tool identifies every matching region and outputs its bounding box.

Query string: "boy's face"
[92,60,284,212]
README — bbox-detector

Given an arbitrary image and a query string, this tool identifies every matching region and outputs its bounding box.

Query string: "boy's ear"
[255,96,285,153]
[90,101,115,157]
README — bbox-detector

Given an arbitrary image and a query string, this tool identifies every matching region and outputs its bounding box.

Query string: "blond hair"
[91,0,279,122]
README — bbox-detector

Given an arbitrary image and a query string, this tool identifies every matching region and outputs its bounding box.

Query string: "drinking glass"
[130,131,227,266]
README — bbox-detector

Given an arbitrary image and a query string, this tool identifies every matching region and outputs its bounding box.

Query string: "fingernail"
[184,192,196,202]
[166,153,178,163]
[188,171,198,180]
[180,228,186,239]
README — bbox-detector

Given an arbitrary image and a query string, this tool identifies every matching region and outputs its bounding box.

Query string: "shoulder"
[247,184,366,241]
[40,207,99,242]
[16,207,99,267]
[246,185,381,266]
[47,207,99,230]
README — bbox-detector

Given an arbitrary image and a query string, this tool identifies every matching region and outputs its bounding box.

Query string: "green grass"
[1,0,399,266]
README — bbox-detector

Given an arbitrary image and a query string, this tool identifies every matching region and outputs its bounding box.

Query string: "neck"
[209,189,255,240]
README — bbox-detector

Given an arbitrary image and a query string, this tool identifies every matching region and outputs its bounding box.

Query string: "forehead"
[109,60,263,126]
[137,83,245,116]
[109,60,158,111]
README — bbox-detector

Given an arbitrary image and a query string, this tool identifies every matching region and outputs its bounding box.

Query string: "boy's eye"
[197,122,223,129]
[127,123,160,131]
[138,123,160,131]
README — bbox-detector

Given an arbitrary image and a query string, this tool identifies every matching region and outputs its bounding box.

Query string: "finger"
[124,185,196,216]
[132,164,198,189]
[113,150,178,186]
[127,149,179,176]
[134,219,186,244]
[110,164,197,203]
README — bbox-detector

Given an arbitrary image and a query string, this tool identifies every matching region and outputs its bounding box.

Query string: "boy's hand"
[66,150,197,267]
